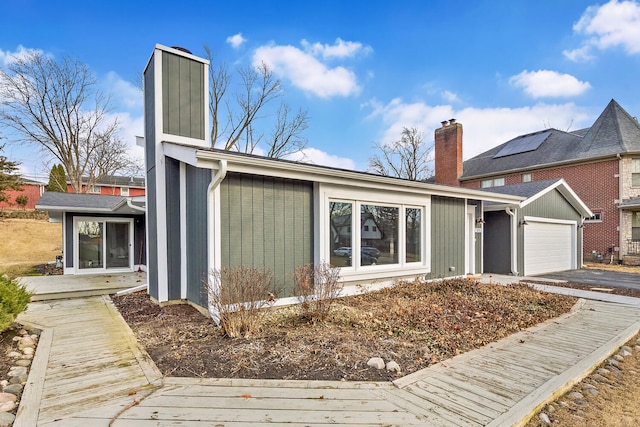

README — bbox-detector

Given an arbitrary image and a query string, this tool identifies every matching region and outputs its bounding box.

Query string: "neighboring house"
[0,178,46,210]
[434,100,640,265]
[36,192,146,274]
[67,176,146,196]
[141,44,593,313]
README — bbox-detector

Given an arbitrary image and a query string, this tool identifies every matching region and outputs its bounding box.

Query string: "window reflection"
[406,208,421,262]
[361,204,398,266]
[329,202,352,267]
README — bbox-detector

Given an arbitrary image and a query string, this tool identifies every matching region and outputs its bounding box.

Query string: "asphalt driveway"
[539,269,640,291]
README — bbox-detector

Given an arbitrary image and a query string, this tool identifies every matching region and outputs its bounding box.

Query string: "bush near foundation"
[0,275,32,332]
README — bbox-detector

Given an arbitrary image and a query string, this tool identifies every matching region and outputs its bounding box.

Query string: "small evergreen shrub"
[15,195,28,209]
[0,275,32,332]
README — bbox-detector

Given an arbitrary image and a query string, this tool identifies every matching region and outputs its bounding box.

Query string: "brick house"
[435,99,640,264]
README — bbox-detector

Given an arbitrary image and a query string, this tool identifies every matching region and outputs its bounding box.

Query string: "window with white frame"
[86,185,101,194]
[481,177,505,188]
[522,173,532,183]
[120,186,130,196]
[632,159,640,187]
[329,199,424,269]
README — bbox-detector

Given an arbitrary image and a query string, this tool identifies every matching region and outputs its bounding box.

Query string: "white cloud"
[441,90,461,104]
[285,147,356,170]
[226,33,246,49]
[0,45,45,68]
[253,44,361,98]
[365,98,591,160]
[301,38,372,59]
[509,70,591,98]
[564,0,640,61]
[104,71,143,110]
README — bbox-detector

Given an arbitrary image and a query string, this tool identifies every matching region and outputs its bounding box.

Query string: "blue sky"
[2,0,640,180]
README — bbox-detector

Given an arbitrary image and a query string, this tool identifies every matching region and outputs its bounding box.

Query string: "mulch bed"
[113,278,577,382]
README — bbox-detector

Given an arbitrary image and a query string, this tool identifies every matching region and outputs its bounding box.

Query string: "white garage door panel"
[524,221,573,276]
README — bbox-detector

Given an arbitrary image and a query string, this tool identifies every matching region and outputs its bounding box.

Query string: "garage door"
[524,221,574,276]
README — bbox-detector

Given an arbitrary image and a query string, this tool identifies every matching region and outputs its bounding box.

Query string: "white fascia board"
[35,205,115,213]
[195,150,525,205]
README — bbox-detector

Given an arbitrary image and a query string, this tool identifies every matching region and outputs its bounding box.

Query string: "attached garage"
[523,219,575,275]
[482,179,591,277]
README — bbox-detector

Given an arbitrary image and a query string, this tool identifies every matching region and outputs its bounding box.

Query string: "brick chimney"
[434,119,463,186]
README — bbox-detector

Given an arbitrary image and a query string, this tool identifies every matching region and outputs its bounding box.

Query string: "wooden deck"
[13,293,640,426]
[20,272,146,301]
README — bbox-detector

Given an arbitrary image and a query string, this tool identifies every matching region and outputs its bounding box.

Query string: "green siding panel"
[220,173,313,297]
[427,196,465,279]
[161,51,205,140]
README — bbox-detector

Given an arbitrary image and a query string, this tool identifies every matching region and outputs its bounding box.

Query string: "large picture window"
[328,197,425,270]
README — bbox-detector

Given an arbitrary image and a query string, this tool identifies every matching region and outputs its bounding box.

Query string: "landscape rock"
[538,412,551,424]
[591,373,607,382]
[8,367,27,378]
[367,357,385,370]
[2,384,23,396]
[15,359,31,367]
[18,336,36,350]
[0,412,15,427]
[0,393,16,413]
[619,349,632,357]
[586,388,599,396]
[596,368,610,376]
[545,404,556,414]
[621,345,632,353]
[613,354,625,362]
[7,352,21,359]
[582,383,596,390]
[385,361,401,373]
[568,391,584,400]
[22,347,34,356]
[606,358,620,367]
[9,374,27,385]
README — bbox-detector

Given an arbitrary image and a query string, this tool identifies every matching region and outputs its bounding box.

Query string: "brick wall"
[461,159,621,261]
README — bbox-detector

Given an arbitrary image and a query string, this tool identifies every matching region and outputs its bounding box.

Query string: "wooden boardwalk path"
[14,292,640,426]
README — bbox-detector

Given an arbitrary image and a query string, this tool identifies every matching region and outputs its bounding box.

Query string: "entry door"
[75,218,133,272]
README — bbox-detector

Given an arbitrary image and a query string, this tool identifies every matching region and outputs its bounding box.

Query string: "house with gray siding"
[36,192,146,274]
[143,45,592,312]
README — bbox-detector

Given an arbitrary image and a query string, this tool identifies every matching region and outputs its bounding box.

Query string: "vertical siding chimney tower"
[434,119,463,186]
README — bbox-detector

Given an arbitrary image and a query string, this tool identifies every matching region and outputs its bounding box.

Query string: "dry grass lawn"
[0,218,62,276]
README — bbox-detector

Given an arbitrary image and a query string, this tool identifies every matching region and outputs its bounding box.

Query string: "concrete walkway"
[12,275,640,426]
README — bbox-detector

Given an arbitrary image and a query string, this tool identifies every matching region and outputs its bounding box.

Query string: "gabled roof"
[36,192,145,215]
[461,99,640,180]
[481,179,593,218]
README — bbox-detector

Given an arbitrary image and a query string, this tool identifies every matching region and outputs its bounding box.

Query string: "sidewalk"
[12,277,640,426]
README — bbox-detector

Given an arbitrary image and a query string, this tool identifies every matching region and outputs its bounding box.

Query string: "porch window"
[633,212,640,241]
[632,159,640,187]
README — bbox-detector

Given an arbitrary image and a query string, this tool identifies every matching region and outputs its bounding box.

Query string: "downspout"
[207,159,227,324]
[505,207,519,276]
[116,197,150,295]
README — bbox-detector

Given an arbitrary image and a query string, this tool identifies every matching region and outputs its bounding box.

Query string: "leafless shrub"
[206,266,274,338]
[294,262,343,322]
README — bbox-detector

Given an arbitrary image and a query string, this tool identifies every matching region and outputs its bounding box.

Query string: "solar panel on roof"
[493,130,551,158]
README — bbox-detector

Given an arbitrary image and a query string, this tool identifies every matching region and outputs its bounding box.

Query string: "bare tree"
[0,50,138,193]
[205,46,308,158]
[368,127,433,181]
